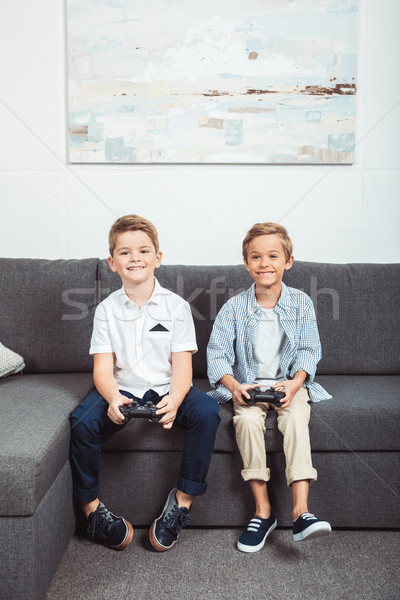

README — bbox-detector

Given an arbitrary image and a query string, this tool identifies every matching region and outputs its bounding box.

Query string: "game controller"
[242,386,286,408]
[119,400,160,423]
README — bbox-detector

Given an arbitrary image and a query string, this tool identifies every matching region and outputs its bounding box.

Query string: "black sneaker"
[87,501,133,550]
[149,488,190,551]
[237,513,277,553]
[293,512,332,542]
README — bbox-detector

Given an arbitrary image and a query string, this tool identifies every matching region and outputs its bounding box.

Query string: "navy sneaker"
[87,502,133,550]
[237,513,277,553]
[293,512,332,542]
[149,488,190,551]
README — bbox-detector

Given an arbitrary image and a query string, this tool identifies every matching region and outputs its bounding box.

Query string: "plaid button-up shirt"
[207,282,331,403]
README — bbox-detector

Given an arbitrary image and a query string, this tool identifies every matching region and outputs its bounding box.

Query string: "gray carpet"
[46,529,399,600]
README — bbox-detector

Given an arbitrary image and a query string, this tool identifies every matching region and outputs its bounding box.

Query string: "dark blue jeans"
[69,387,220,502]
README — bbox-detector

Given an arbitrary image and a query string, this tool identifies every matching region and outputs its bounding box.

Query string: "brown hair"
[108,214,159,256]
[242,222,293,262]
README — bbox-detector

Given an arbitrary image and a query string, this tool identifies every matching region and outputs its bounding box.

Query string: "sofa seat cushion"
[309,375,400,451]
[0,373,94,516]
[103,375,400,454]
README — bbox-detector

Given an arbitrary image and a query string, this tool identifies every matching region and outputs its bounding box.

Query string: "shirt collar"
[276,282,292,311]
[246,281,291,315]
[120,277,166,307]
[246,283,259,316]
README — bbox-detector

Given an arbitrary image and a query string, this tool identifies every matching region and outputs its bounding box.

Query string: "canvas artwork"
[67,0,358,164]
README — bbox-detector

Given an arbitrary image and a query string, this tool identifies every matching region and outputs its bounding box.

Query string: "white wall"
[0,0,399,265]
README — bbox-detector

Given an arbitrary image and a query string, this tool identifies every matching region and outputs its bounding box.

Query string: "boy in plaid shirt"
[207,222,331,552]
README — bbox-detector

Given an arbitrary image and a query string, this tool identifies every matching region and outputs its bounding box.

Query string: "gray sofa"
[0,257,399,600]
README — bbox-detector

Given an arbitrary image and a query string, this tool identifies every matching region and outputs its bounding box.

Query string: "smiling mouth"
[127,266,145,271]
[257,271,274,276]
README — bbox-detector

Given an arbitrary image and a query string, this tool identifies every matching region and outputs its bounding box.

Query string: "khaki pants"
[233,387,317,486]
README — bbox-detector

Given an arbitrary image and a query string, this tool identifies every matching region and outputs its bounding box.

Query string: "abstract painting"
[67,0,358,164]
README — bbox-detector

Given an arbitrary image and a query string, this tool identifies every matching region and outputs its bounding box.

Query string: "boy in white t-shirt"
[207,222,332,552]
[70,215,220,551]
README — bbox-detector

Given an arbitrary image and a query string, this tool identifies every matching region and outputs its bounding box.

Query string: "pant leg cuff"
[73,486,99,503]
[177,477,207,496]
[286,467,318,487]
[241,468,270,482]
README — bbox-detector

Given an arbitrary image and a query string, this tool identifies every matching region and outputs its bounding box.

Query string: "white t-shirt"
[252,306,286,388]
[90,278,197,397]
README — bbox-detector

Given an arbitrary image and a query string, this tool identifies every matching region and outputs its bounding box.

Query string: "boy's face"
[244,234,293,289]
[108,230,162,286]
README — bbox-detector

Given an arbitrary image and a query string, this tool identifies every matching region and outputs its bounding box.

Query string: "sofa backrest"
[0,258,98,373]
[1,258,399,377]
[283,261,400,375]
[98,259,400,377]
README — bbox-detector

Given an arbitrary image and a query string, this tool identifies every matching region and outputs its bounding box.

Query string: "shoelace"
[247,517,262,532]
[87,504,114,543]
[301,513,317,521]
[164,505,190,532]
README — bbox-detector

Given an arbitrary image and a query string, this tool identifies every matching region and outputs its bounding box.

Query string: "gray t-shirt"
[252,307,286,388]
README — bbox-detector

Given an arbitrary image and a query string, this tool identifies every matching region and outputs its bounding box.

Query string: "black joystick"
[119,400,160,423]
[242,386,286,408]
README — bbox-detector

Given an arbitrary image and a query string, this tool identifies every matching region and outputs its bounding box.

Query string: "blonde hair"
[108,214,159,256]
[242,222,293,262]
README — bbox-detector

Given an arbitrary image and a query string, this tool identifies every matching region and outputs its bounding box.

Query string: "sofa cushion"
[0,258,99,373]
[283,262,400,375]
[99,450,400,528]
[102,375,400,454]
[0,373,94,516]
[0,463,75,600]
[309,375,400,451]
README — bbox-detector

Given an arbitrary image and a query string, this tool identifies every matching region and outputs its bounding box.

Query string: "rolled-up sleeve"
[207,302,237,387]
[289,301,322,383]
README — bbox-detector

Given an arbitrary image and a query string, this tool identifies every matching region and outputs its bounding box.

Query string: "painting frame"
[67,0,358,164]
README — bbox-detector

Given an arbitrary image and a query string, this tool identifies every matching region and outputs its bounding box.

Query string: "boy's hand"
[108,395,133,425]
[232,383,259,406]
[156,394,180,429]
[273,380,302,409]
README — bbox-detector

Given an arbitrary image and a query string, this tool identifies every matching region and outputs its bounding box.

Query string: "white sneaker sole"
[293,521,332,542]
[237,519,277,553]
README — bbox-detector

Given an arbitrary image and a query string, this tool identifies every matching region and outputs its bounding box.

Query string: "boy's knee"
[199,394,221,423]
[233,409,265,432]
[278,408,309,435]
[186,390,220,426]
[70,405,100,441]
[70,406,80,429]
[206,395,221,420]
[70,411,88,441]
